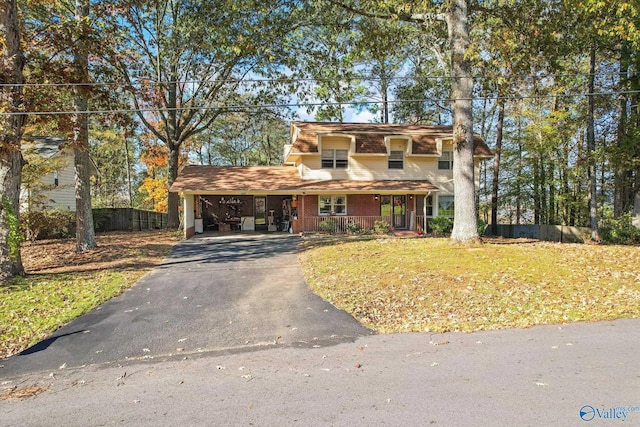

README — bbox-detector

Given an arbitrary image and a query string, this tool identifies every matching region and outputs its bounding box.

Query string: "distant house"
[170,122,492,238]
[20,137,98,212]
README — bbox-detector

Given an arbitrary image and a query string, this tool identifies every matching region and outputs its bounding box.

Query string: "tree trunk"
[73,0,96,252]
[0,0,25,281]
[167,144,181,229]
[380,65,389,124]
[165,59,181,229]
[587,46,600,241]
[490,102,504,235]
[447,0,478,244]
[533,154,540,224]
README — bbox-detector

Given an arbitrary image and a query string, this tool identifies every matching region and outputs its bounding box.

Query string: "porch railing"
[304,216,391,233]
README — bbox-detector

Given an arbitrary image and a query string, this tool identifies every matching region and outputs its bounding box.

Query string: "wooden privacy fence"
[93,208,168,232]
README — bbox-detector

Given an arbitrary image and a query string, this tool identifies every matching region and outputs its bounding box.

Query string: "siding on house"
[21,143,98,212]
[297,150,481,194]
[41,157,76,210]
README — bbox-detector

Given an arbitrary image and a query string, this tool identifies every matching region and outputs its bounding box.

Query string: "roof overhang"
[170,165,438,195]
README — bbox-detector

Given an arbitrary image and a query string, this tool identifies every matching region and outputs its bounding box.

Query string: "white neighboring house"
[20,137,99,212]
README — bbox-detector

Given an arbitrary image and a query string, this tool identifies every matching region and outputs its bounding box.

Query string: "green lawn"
[1,271,143,359]
[299,238,640,333]
[0,231,179,360]
[3,234,638,360]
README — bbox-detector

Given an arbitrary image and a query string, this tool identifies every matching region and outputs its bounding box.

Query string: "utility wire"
[1,89,638,117]
[0,71,631,88]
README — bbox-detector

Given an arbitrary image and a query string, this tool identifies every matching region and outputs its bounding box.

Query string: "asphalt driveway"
[1,233,371,378]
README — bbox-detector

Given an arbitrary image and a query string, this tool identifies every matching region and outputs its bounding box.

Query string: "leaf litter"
[299,238,640,333]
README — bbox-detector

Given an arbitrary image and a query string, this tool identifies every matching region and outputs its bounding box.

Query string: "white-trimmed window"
[319,195,347,215]
[425,195,433,217]
[438,195,454,217]
[388,150,404,169]
[322,149,348,169]
[438,150,453,170]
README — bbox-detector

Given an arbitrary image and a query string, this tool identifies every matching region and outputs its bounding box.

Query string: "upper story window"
[53,170,59,187]
[438,150,453,170]
[388,150,404,169]
[322,149,348,169]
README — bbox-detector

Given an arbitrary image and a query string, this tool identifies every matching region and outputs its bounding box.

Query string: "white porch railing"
[304,216,392,233]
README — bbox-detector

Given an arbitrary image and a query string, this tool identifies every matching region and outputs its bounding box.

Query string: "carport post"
[183,194,195,238]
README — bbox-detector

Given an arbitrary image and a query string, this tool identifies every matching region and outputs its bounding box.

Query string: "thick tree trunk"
[167,144,181,229]
[165,62,181,230]
[587,47,600,241]
[0,0,25,281]
[490,102,504,235]
[447,0,479,244]
[73,0,96,252]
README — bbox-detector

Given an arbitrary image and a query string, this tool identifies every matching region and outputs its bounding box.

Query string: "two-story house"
[169,122,492,238]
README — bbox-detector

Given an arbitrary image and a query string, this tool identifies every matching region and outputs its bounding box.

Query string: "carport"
[170,165,302,238]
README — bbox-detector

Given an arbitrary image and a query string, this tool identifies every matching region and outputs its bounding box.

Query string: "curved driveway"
[1,234,371,378]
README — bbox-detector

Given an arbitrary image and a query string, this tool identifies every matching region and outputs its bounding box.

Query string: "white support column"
[183,193,195,238]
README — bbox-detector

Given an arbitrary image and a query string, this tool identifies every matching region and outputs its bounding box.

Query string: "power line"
[1,89,638,117]
[0,71,630,89]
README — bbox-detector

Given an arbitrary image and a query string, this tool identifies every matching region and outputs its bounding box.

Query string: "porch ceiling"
[169,165,438,195]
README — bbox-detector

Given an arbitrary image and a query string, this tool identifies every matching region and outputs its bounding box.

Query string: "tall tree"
[352,17,414,123]
[187,111,289,166]
[110,0,297,228]
[446,0,477,243]
[325,0,480,243]
[0,0,25,280]
[90,126,136,208]
[72,0,96,251]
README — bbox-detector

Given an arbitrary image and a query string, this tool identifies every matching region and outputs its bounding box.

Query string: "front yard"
[0,231,181,359]
[299,238,640,333]
[2,233,639,360]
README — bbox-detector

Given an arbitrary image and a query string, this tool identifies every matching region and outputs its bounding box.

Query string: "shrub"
[477,218,488,236]
[346,220,362,234]
[21,210,75,241]
[600,213,640,245]
[373,220,391,235]
[319,218,336,233]
[429,216,453,236]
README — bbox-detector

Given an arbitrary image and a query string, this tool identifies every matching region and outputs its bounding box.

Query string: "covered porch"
[170,165,441,239]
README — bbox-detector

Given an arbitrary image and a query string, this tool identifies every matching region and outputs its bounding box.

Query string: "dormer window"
[322,149,348,169]
[438,151,453,170]
[388,150,404,169]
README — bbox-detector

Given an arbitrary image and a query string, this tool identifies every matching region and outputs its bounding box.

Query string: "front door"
[392,195,406,229]
[255,196,267,230]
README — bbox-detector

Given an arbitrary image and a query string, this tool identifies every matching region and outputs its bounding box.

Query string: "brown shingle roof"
[169,165,438,194]
[290,121,492,157]
[169,166,301,193]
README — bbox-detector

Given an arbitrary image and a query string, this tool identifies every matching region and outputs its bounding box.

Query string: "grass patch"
[299,238,640,333]
[0,231,180,359]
